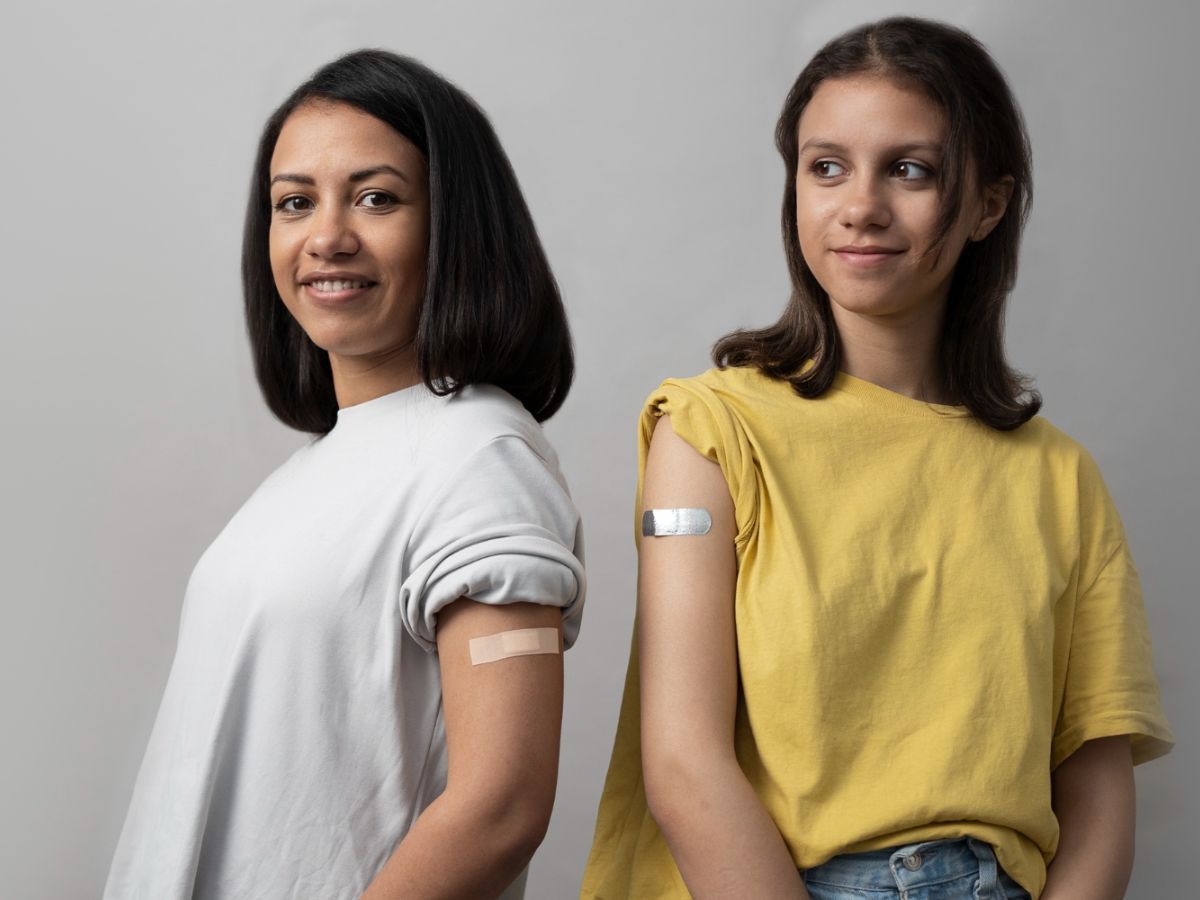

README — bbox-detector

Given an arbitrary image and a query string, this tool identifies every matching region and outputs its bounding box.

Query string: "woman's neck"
[329,346,422,410]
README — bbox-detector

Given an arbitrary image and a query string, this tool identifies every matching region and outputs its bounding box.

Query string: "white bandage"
[641,508,713,537]
[468,627,560,666]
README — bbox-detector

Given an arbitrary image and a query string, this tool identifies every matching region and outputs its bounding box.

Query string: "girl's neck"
[832,303,947,404]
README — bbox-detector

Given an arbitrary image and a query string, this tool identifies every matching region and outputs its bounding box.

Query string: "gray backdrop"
[2,1,1195,897]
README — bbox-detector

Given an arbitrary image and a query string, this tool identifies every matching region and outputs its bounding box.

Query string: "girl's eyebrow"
[799,138,944,156]
[269,165,410,187]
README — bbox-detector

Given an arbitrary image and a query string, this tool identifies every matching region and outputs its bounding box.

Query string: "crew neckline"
[832,370,970,419]
[333,381,431,427]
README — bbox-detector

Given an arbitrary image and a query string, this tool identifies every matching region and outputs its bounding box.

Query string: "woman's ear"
[971,176,1015,242]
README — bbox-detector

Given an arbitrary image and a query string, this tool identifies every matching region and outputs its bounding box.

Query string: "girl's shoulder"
[646,365,795,423]
[1005,413,1107,481]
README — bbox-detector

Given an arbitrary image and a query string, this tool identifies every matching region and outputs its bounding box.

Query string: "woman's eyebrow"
[348,164,409,183]
[268,165,410,187]
[270,173,315,186]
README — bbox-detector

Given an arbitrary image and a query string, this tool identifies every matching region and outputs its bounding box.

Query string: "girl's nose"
[838,175,891,230]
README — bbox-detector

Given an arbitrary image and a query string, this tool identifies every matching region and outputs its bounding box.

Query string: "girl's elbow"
[642,743,716,831]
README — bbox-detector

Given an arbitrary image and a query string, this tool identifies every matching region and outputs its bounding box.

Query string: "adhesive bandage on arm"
[641,508,713,537]
[468,627,561,666]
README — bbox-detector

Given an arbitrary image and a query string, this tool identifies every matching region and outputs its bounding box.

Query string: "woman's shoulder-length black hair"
[714,16,1041,430]
[243,49,573,434]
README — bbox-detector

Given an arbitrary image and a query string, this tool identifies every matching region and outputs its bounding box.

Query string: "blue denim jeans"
[802,838,1030,899]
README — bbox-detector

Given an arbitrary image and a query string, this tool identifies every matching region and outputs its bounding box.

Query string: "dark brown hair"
[243,50,573,433]
[713,17,1040,429]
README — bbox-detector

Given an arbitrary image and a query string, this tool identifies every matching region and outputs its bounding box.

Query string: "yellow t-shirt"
[581,366,1173,899]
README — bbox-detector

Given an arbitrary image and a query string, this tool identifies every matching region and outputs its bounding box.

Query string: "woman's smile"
[300,270,379,304]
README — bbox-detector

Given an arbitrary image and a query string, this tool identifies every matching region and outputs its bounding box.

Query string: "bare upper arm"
[435,599,564,806]
[1052,735,1134,796]
[639,414,740,768]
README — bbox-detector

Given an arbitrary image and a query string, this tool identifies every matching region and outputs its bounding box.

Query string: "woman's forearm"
[1041,736,1135,900]
[647,750,809,899]
[360,784,546,900]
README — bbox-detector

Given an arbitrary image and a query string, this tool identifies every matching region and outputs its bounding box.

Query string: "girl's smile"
[831,244,905,267]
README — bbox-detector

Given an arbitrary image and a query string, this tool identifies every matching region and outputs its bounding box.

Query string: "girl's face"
[794,75,1005,326]
[268,101,430,382]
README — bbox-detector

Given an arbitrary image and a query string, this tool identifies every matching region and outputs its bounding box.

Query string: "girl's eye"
[273,196,312,214]
[812,160,847,179]
[893,160,933,181]
[359,191,397,209]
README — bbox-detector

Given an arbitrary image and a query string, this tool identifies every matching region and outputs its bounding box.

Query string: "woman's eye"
[893,160,933,180]
[359,191,396,209]
[812,160,847,179]
[274,196,312,214]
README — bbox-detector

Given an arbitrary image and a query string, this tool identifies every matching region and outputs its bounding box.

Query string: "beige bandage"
[468,627,560,666]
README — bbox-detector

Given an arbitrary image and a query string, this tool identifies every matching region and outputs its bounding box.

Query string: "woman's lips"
[302,279,376,304]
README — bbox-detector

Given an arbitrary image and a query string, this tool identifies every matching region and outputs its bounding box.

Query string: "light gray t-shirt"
[104,384,585,900]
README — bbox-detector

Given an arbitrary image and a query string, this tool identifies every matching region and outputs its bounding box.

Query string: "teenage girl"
[105,50,584,900]
[583,17,1171,900]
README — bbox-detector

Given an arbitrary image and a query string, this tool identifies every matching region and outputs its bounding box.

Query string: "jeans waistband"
[803,837,1001,895]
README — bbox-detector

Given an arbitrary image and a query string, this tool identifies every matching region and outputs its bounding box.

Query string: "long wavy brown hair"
[713,17,1040,430]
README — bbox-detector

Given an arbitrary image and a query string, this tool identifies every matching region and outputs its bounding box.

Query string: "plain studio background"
[1,1,1195,897]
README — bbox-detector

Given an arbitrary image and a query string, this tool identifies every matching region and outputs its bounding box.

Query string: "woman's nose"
[838,175,891,230]
[304,207,360,258]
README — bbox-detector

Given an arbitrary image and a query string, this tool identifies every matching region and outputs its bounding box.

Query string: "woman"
[105,50,584,900]
[583,17,1171,900]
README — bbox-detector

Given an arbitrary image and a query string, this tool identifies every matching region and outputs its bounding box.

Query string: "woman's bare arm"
[361,599,563,900]
[639,415,809,898]
[1041,736,1135,900]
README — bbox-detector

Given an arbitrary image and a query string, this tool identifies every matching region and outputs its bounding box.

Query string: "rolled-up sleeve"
[399,435,585,651]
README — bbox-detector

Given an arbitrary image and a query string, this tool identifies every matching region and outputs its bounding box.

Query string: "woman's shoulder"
[436,383,558,464]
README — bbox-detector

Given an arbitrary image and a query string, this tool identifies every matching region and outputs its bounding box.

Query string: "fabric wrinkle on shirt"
[105,383,585,900]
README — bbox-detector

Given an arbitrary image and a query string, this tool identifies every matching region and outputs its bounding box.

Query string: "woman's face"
[268,101,429,383]
[794,75,999,326]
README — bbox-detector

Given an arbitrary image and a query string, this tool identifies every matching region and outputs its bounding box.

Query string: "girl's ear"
[971,176,1015,242]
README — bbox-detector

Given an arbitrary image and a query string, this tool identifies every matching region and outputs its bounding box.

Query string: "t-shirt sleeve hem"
[399,435,584,652]
[405,532,585,652]
[640,376,759,547]
[1051,712,1175,769]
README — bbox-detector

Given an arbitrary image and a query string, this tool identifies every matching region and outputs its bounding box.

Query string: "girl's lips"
[833,247,903,268]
